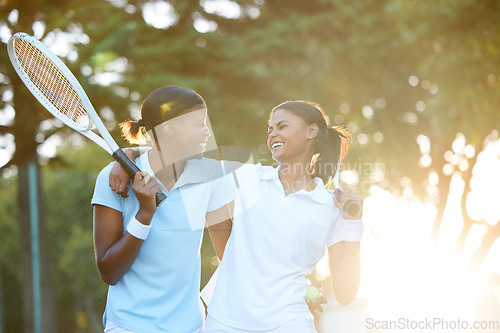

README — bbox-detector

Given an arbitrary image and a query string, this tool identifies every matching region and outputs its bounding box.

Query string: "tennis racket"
[334,188,361,216]
[7,32,166,206]
[332,166,361,216]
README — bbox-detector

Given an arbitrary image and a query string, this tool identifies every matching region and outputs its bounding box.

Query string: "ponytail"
[119,119,148,145]
[312,126,351,186]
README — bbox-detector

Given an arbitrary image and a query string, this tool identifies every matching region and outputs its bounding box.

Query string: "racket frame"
[7,32,166,205]
[7,32,118,155]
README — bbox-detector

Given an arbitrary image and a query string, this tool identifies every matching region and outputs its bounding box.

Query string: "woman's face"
[163,108,211,159]
[267,108,316,164]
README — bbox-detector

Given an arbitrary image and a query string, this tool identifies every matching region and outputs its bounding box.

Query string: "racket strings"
[13,38,90,128]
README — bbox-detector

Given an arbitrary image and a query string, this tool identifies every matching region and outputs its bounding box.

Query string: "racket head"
[7,32,95,132]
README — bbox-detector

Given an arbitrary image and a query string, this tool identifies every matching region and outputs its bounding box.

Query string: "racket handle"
[155,191,167,206]
[334,188,361,216]
[112,149,167,206]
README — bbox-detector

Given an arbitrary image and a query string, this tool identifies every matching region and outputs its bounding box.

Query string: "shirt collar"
[260,165,331,205]
[259,164,278,180]
[139,153,206,192]
[171,159,205,189]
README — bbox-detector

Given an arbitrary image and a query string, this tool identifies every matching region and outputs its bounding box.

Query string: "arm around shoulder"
[206,204,232,260]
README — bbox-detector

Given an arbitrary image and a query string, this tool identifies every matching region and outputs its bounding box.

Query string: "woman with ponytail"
[203,100,363,333]
[92,86,233,333]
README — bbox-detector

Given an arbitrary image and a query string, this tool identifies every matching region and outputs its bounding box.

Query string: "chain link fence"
[0,165,219,333]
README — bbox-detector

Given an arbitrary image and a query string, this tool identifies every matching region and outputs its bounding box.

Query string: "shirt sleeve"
[206,163,236,212]
[326,209,364,247]
[91,163,125,213]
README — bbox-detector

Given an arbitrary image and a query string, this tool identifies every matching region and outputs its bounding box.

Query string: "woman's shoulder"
[184,158,231,184]
[255,163,277,177]
[221,161,276,179]
[189,159,279,182]
[95,162,115,182]
[92,162,127,211]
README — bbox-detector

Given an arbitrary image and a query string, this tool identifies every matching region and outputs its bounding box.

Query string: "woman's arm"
[206,204,232,260]
[328,188,363,305]
[109,147,149,198]
[94,172,160,285]
[328,241,361,305]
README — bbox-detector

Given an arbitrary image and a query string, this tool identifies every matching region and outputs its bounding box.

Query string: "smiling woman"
[203,100,362,333]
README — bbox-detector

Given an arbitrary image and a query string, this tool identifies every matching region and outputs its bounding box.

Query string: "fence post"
[0,265,3,333]
[28,162,42,333]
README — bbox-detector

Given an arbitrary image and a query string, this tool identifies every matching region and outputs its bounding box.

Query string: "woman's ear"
[161,122,175,136]
[307,123,319,140]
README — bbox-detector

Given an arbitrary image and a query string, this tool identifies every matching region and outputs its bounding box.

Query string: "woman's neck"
[147,148,186,191]
[278,162,317,195]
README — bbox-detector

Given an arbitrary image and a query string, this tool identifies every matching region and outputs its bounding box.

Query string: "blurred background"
[0,0,499,332]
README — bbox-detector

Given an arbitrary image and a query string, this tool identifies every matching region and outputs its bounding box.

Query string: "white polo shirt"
[207,163,363,330]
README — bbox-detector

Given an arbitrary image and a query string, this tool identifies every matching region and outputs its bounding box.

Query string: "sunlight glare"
[42,27,90,59]
[201,0,242,19]
[437,174,465,255]
[361,186,482,322]
[467,139,500,225]
[142,1,178,29]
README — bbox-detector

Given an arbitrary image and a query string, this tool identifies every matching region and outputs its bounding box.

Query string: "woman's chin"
[176,148,205,161]
[271,152,283,164]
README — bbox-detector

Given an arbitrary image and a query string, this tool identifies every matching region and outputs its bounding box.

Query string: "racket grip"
[112,149,167,206]
[334,188,361,216]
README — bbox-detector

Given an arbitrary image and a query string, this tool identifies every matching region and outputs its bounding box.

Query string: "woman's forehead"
[187,107,207,118]
[269,108,302,125]
[168,108,207,124]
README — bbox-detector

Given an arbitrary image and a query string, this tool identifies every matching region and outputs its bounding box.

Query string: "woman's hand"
[305,285,328,315]
[109,148,137,198]
[333,188,363,220]
[132,172,162,221]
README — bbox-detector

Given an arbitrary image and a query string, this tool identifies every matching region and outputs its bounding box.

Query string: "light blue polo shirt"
[92,155,234,333]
